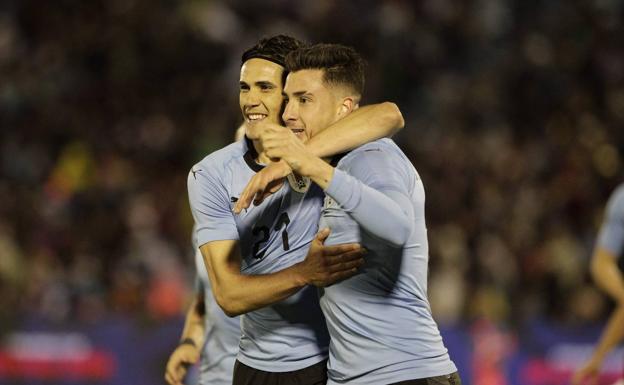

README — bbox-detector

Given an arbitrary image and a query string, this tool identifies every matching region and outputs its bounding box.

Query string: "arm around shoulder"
[376,101,405,134]
[304,101,405,158]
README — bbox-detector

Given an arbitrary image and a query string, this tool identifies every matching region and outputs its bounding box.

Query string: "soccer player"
[165,243,240,385]
[242,43,460,384]
[572,184,624,385]
[187,35,405,385]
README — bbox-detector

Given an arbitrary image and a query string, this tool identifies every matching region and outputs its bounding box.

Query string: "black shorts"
[232,359,327,385]
[391,371,462,385]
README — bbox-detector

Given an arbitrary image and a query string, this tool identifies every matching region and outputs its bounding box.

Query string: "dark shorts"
[232,359,328,385]
[391,372,462,385]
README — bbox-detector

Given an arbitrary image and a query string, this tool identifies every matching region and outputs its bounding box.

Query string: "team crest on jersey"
[287,173,311,193]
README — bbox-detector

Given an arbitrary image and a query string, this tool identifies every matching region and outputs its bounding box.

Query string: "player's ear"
[338,97,355,118]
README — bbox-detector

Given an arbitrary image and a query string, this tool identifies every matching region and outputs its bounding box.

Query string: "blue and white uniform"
[319,138,457,384]
[597,184,624,259]
[194,248,240,385]
[188,138,329,372]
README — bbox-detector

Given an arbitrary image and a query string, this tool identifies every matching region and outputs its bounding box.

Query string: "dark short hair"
[241,35,306,68]
[285,43,366,96]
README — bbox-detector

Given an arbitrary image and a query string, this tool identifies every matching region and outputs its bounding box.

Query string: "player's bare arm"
[572,305,624,385]
[233,102,404,213]
[305,101,403,157]
[572,246,624,385]
[165,294,206,385]
[590,247,624,303]
[200,230,364,317]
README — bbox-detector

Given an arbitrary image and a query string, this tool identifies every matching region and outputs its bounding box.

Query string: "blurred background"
[1,0,623,384]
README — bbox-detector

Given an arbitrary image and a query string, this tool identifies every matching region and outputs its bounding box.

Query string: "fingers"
[325,248,365,263]
[327,256,365,274]
[320,242,362,256]
[234,169,286,214]
[252,188,271,206]
[165,370,175,385]
[252,179,284,206]
[234,177,262,213]
[314,228,331,244]
[325,249,365,273]
[325,267,361,285]
[165,363,182,385]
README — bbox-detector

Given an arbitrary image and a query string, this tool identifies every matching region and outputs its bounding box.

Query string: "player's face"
[239,58,285,139]
[282,69,343,143]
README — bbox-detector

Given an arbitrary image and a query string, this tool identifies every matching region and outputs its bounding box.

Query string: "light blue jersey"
[597,183,624,259]
[194,249,240,385]
[319,139,457,384]
[187,137,329,372]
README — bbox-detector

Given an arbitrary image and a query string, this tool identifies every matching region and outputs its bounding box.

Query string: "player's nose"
[282,99,298,122]
[242,89,261,108]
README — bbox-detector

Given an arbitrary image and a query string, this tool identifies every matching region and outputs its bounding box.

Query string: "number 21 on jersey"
[251,212,290,260]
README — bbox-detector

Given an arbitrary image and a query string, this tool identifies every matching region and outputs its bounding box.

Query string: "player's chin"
[245,129,260,140]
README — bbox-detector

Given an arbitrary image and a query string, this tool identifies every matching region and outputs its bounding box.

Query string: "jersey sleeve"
[324,147,413,247]
[187,164,239,247]
[596,186,624,258]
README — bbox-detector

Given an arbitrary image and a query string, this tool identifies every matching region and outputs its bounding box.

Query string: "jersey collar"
[243,136,265,172]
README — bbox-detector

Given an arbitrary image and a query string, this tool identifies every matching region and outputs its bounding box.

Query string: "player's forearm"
[305,102,404,158]
[325,169,412,247]
[590,305,624,363]
[591,249,624,302]
[212,267,307,317]
[180,296,206,348]
[291,155,335,190]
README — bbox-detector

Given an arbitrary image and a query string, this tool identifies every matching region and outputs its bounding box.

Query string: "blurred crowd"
[1,0,623,335]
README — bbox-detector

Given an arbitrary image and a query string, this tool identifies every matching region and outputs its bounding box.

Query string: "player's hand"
[164,344,200,385]
[571,356,602,385]
[259,123,311,172]
[296,228,365,287]
[233,161,289,213]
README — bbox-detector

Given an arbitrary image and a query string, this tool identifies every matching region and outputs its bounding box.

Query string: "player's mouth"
[290,128,305,137]
[246,113,267,123]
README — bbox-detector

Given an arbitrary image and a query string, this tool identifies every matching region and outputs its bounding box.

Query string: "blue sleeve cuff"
[325,168,360,212]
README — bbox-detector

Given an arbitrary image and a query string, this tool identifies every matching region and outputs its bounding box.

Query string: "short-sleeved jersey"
[188,138,329,372]
[319,139,457,384]
[194,248,240,385]
[596,183,624,259]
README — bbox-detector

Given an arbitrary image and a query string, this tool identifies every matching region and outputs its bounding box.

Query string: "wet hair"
[285,43,365,97]
[241,35,306,68]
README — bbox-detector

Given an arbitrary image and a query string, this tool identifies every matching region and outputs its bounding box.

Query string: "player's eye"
[240,84,249,92]
[260,83,275,91]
